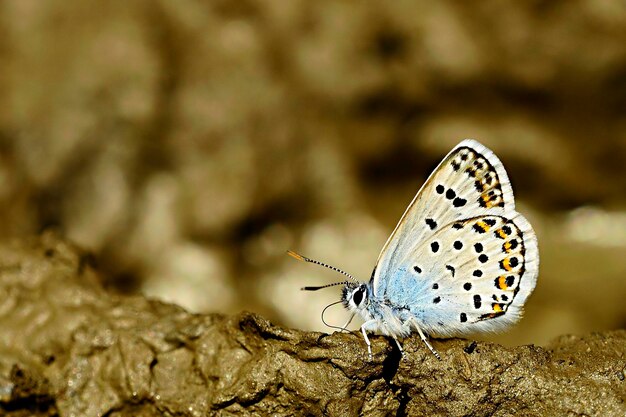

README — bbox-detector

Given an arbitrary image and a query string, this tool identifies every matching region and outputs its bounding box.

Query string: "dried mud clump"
[0,234,624,416]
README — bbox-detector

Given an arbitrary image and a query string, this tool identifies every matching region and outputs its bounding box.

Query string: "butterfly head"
[287,250,371,323]
[341,282,369,312]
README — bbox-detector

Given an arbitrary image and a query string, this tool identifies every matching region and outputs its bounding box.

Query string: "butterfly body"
[297,139,538,359]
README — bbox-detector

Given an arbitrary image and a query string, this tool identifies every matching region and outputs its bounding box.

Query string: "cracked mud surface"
[0,234,624,416]
[1,0,626,350]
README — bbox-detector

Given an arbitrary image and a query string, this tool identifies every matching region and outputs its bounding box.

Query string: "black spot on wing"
[453,197,467,207]
[445,265,455,277]
[473,223,487,234]
[425,218,437,230]
[473,295,482,309]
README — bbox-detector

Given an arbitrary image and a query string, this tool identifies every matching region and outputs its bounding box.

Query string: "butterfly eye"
[353,288,365,306]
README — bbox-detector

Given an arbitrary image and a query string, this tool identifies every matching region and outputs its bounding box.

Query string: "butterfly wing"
[372,139,538,336]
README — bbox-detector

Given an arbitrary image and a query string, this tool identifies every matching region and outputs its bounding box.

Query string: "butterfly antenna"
[287,250,358,284]
[300,281,349,291]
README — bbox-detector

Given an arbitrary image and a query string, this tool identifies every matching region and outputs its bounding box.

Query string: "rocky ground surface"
[0,234,624,416]
[1,1,626,345]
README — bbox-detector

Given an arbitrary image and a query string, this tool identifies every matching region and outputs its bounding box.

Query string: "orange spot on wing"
[502,258,512,271]
[497,276,508,290]
[482,195,502,208]
[476,220,490,232]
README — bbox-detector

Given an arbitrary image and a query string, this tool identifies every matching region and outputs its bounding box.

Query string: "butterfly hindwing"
[385,212,538,337]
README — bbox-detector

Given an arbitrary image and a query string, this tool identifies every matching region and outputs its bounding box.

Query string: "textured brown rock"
[0,234,624,416]
[1,0,626,347]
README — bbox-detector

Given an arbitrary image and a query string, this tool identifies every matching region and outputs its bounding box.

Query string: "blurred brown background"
[1,1,625,347]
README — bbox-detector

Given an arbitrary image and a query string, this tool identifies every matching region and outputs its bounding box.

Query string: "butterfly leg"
[409,318,441,360]
[391,335,404,357]
[360,319,379,360]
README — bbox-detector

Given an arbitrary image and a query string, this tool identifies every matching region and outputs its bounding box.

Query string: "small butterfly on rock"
[289,139,539,359]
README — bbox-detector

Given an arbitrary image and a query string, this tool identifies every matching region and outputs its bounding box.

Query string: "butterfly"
[289,139,539,359]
